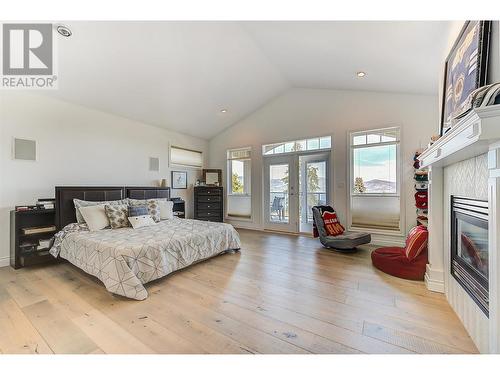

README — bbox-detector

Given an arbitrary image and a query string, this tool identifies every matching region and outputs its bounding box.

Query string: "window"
[349,127,401,232]
[263,136,331,155]
[227,148,252,219]
[170,146,203,168]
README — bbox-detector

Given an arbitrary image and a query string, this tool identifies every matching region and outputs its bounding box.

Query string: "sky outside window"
[353,144,396,193]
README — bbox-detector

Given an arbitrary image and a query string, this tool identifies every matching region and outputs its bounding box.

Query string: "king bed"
[50,186,241,300]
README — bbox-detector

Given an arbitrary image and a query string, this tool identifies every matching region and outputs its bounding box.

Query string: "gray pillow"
[128,199,161,222]
[74,198,128,224]
[128,205,148,217]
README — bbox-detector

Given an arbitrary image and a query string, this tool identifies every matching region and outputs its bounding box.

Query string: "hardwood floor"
[0,229,478,354]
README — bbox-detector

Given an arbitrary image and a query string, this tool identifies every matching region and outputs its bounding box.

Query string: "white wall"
[0,93,208,267]
[208,88,438,240]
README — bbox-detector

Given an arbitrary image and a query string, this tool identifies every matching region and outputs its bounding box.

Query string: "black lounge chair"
[312,206,371,252]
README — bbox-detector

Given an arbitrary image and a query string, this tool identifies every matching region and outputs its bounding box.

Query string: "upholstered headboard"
[55,186,170,229]
[55,186,125,229]
[125,187,170,200]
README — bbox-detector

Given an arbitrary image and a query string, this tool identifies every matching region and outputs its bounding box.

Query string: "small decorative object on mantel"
[452,82,500,123]
[427,134,441,148]
[202,169,222,186]
[440,21,491,136]
[171,171,187,189]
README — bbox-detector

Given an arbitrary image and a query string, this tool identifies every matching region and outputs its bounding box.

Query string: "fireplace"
[451,196,489,316]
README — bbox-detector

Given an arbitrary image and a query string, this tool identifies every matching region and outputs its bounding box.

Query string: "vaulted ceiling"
[44,21,453,139]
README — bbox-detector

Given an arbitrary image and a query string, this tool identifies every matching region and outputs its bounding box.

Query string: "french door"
[298,152,329,233]
[263,155,299,232]
[264,152,329,233]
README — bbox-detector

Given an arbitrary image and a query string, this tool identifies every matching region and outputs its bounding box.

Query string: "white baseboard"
[0,256,10,268]
[425,264,445,293]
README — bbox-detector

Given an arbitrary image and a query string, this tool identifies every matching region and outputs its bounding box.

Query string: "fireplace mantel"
[418,104,500,169]
[417,103,500,353]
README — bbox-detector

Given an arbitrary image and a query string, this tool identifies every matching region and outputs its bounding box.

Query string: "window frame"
[347,126,404,235]
[227,147,252,196]
[262,136,332,156]
[349,127,401,197]
[226,147,253,221]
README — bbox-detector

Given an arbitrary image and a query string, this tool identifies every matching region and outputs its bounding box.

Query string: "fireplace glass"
[451,196,489,316]
[456,215,489,278]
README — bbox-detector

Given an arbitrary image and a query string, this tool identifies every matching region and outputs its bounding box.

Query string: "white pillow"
[158,200,174,220]
[128,215,156,229]
[79,205,109,231]
[73,198,128,224]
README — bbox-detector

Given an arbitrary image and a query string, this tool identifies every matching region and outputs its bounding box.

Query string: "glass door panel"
[299,153,329,233]
[269,164,289,224]
[264,155,298,232]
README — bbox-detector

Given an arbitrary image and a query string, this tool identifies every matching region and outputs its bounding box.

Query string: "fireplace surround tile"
[444,153,489,352]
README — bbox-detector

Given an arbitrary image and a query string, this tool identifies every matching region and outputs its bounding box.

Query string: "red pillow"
[405,225,428,261]
[322,211,345,236]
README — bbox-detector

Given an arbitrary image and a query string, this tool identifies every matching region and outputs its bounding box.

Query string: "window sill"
[349,225,404,237]
[351,193,400,197]
[226,216,253,222]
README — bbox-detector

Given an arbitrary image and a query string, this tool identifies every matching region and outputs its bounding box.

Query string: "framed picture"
[202,169,222,186]
[440,21,491,135]
[171,171,187,189]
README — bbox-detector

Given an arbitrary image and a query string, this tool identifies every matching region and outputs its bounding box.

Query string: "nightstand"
[10,209,58,269]
[172,199,185,218]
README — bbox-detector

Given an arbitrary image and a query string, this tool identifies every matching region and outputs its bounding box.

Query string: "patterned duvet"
[50,218,241,300]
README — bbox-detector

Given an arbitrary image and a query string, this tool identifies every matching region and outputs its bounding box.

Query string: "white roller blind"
[170,146,203,168]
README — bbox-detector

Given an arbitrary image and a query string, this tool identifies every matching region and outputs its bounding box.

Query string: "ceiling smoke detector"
[56,25,72,37]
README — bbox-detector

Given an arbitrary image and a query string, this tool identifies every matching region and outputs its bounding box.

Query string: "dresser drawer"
[198,202,221,210]
[196,210,221,219]
[197,195,221,203]
[196,187,222,196]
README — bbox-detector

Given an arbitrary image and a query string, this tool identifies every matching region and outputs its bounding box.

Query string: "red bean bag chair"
[371,225,428,280]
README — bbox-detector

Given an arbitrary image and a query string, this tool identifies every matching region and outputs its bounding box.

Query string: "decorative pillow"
[128,215,156,229]
[79,205,109,231]
[322,210,345,236]
[128,199,161,222]
[158,200,174,220]
[74,199,128,224]
[405,225,428,261]
[128,205,149,217]
[104,204,129,229]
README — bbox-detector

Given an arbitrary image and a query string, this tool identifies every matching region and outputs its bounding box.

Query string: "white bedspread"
[50,218,241,300]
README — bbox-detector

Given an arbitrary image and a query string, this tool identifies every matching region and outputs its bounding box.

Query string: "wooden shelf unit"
[10,209,58,269]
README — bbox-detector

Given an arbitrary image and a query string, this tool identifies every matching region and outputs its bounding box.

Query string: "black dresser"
[194,186,223,222]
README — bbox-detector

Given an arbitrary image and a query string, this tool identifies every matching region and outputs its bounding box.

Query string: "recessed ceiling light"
[220,109,228,113]
[56,24,72,37]
[356,71,366,78]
